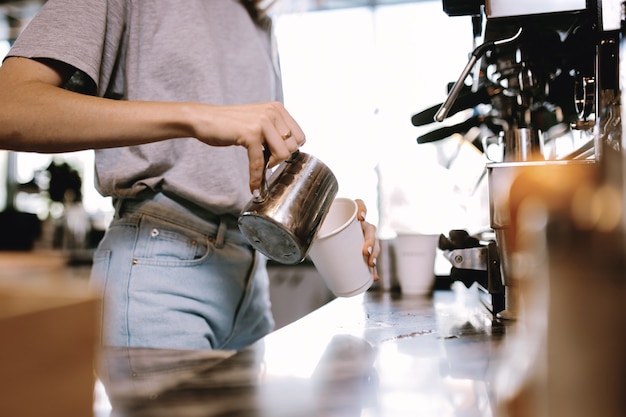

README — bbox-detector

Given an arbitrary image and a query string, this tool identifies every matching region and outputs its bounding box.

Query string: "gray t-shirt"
[8,0,283,216]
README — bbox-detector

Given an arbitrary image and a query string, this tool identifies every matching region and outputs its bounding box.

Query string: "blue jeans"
[89,193,275,351]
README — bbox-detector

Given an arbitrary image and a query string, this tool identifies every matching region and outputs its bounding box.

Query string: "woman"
[0,0,379,350]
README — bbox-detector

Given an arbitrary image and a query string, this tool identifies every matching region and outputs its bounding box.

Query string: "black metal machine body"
[427,0,622,319]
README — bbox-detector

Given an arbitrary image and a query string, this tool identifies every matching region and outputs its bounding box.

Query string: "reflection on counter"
[96,284,506,417]
[266,261,335,329]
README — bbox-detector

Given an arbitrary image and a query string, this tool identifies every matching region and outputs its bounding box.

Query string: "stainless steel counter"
[96,285,508,417]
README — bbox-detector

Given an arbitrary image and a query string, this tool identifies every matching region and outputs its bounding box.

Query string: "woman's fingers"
[356,198,367,222]
[362,221,380,281]
[263,109,305,167]
[355,198,379,281]
[227,102,304,192]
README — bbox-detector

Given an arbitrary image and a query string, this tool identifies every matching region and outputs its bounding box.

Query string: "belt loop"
[215,218,227,249]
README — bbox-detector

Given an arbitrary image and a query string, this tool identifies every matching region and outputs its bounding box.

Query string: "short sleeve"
[7,0,126,96]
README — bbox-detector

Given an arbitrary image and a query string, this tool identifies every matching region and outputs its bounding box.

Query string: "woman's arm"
[0,57,305,192]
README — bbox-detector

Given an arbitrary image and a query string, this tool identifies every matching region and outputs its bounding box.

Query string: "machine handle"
[434,28,523,123]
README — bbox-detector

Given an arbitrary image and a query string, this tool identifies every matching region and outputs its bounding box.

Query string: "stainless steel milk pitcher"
[238,150,339,264]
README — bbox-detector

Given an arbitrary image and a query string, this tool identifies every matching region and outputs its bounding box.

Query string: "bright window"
[275,2,485,234]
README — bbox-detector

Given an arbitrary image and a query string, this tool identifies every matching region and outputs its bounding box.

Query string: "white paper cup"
[309,198,373,297]
[395,233,439,295]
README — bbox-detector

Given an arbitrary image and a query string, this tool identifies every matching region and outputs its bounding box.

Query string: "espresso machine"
[415,0,622,319]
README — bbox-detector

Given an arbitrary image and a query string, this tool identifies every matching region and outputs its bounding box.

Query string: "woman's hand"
[188,101,306,193]
[355,199,380,281]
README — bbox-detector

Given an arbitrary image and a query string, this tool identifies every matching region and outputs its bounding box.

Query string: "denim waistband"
[113,193,248,248]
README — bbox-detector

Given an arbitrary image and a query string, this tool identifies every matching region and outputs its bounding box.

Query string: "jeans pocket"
[135,214,212,265]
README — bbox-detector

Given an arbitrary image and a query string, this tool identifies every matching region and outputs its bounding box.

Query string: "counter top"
[97,285,508,417]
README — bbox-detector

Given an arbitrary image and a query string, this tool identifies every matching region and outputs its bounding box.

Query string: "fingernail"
[367,246,373,255]
[252,189,260,198]
[372,257,377,266]
[360,211,366,219]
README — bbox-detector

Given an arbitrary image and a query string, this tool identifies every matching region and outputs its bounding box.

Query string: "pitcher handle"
[253,146,272,203]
